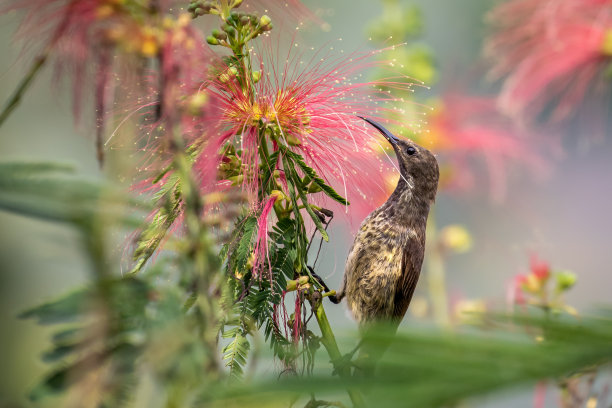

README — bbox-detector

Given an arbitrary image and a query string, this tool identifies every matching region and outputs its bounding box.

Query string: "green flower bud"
[223,24,236,36]
[556,271,577,292]
[260,15,272,27]
[206,35,219,45]
[252,71,261,83]
[308,183,322,193]
[286,133,302,146]
[286,280,298,292]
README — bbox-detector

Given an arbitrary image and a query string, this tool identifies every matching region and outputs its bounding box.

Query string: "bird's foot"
[330,342,362,376]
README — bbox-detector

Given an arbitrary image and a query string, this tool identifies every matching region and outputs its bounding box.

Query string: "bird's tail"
[354,320,399,377]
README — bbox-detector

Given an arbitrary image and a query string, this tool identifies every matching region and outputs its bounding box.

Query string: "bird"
[330,117,439,329]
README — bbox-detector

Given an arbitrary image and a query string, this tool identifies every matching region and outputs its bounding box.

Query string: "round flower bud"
[556,271,577,292]
[439,224,472,254]
[260,15,272,27]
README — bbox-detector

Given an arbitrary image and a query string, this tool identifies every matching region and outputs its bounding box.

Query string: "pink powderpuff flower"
[189,41,414,223]
[239,0,321,27]
[485,0,612,124]
[2,0,214,162]
[424,94,550,202]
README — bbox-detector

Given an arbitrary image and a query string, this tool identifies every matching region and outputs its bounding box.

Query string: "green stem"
[0,54,48,128]
[314,302,366,408]
[426,211,451,327]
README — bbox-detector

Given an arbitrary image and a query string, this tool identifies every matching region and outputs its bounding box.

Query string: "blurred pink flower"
[241,0,321,27]
[3,0,213,161]
[509,274,528,306]
[486,0,612,124]
[423,94,550,201]
[529,255,551,282]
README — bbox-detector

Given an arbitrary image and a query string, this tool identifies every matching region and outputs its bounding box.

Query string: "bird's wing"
[393,230,425,319]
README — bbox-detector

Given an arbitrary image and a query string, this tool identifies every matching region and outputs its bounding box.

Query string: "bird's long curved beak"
[358,116,399,145]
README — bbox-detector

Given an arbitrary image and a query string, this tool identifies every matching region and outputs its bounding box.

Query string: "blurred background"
[1,0,612,407]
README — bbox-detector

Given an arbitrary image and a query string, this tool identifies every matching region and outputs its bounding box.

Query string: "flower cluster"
[188,42,412,221]
[486,0,612,124]
[510,255,577,313]
[2,0,214,163]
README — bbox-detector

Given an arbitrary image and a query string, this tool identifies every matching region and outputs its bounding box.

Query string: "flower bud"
[523,274,542,293]
[206,35,219,45]
[319,208,334,218]
[260,15,272,27]
[286,279,298,291]
[252,71,261,83]
[270,190,286,201]
[212,29,227,40]
[187,92,208,115]
[555,271,577,292]
[222,24,236,36]
[308,182,322,193]
[439,224,472,254]
[285,133,302,146]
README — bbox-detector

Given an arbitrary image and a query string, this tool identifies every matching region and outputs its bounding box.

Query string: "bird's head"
[360,117,439,202]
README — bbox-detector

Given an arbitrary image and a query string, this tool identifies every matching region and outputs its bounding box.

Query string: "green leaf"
[222,326,251,379]
[282,153,329,242]
[19,289,89,325]
[0,161,142,225]
[284,150,349,206]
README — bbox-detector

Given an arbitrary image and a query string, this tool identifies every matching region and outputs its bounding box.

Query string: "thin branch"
[0,54,48,128]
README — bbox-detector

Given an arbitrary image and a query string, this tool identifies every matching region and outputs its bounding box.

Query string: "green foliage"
[0,161,141,225]
[368,0,436,87]
[284,149,349,206]
[21,277,151,402]
[222,323,251,379]
[202,312,612,408]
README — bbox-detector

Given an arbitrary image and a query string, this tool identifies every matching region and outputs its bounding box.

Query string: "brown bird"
[330,117,439,328]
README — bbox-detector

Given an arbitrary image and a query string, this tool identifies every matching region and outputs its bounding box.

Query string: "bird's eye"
[406,146,417,156]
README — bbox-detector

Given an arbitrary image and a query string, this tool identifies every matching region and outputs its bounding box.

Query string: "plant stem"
[0,54,48,128]
[426,211,451,327]
[313,301,366,408]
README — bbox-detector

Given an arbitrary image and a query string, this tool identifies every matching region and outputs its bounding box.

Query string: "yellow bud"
[260,15,272,27]
[286,280,298,291]
[188,92,209,115]
[523,274,542,293]
[246,252,256,269]
[439,225,473,254]
[140,39,159,57]
[270,190,286,201]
